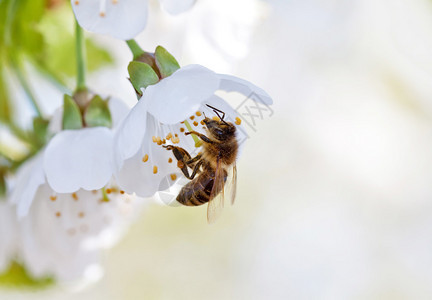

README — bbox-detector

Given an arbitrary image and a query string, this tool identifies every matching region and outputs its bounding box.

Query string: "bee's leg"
[188,160,204,180]
[163,145,193,178]
[185,131,214,144]
[185,153,202,165]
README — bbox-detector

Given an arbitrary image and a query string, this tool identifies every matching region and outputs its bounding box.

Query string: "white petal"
[9,153,46,217]
[146,65,220,124]
[109,97,130,128]
[115,115,184,197]
[44,127,114,193]
[159,0,196,15]
[72,0,149,40]
[217,74,273,105]
[0,202,18,272]
[113,96,149,170]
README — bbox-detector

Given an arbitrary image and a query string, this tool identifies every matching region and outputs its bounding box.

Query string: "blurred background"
[3,0,432,298]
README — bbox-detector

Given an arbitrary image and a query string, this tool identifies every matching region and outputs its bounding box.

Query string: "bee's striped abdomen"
[177,172,214,206]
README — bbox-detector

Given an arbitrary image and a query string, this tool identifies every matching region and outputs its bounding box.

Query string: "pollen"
[170,174,177,181]
[200,120,205,125]
[190,115,195,120]
[152,136,157,143]
[153,166,158,174]
[78,212,85,218]
[166,133,173,140]
[120,190,125,194]
[55,212,61,218]
[142,154,149,163]
[72,193,78,201]
[213,116,220,121]
[74,0,79,5]
[156,137,163,145]
[180,128,185,132]
[175,133,178,137]
[172,137,180,144]
[99,12,106,17]
[196,111,202,116]
[50,195,57,201]
[106,188,112,194]
[193,121,198,126]
[168,158,173,163]
[235,117,242,125]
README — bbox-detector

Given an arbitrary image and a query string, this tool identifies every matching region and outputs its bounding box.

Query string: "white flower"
[113,64,272,199]
[10,98,129,217]
[71,0,196,40]
[1,178,142,284]
[0,201,18,274]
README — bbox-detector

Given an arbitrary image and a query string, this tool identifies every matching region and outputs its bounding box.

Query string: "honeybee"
[163,105,238,223]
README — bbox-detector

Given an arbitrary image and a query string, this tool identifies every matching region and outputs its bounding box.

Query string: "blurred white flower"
[71,0,196,40]
[113,64,272,199]
[9,98,129,217]
[0,181,141,285]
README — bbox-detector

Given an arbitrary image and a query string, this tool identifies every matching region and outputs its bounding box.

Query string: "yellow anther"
[120,190,125,194]
[166,133,173,140]
[235,117,242,125]
[196,111,202,116]
[142,154,149,162]
[153,166,158,174]
[200,120,205,125]
[180,128,185,132]
[50,195,57,201]
[172,137,180,144]
[74,0,79,5]
[190,115,195,120]
[55,212,61,218]
[168,158,173,163]
[152,136,157,143]
[72,193,78,201]
[78,212,85,218]
[193,121,198,126]
[106,188,112,194]
[99,12,106,17]
[170,174,177,181]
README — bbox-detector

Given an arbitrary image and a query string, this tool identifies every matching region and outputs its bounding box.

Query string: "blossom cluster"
[0,0,272,288]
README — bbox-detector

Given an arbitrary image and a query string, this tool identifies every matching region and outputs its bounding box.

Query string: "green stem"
[184,120,201,147]
[12,61,43,118]
[126,39,145,60]
[75,20,86,91]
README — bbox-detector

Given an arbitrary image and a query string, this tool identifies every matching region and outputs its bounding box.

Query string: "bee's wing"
[207,157,225,224]
[226,163,237,205]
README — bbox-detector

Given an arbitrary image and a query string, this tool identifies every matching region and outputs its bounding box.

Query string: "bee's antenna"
[205,104,229,125]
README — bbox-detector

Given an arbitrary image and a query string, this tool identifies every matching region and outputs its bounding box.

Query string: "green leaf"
[62,94,82,130]
[0,261,54,289]
[155,46,180,78]
[0,174,6,198]
[32,116,49,146]
[84,95,112,128]
[128,61,159,95]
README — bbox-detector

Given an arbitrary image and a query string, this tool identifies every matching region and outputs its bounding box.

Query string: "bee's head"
[203,117,236,141]
[203,104,236,141]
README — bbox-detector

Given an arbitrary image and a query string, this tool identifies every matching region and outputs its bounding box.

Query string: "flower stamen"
[153,166,158,174]
[142,154,149,162]
[235,117,242,125]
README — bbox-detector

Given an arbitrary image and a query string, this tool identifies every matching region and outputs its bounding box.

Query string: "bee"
[163,104,238,223]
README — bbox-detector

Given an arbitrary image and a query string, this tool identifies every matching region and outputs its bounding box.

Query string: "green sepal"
[32,117,49,147]
[155,46,180,78]
[127,61,159,95]
[84,95,112,128]
[62,94,83,130]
